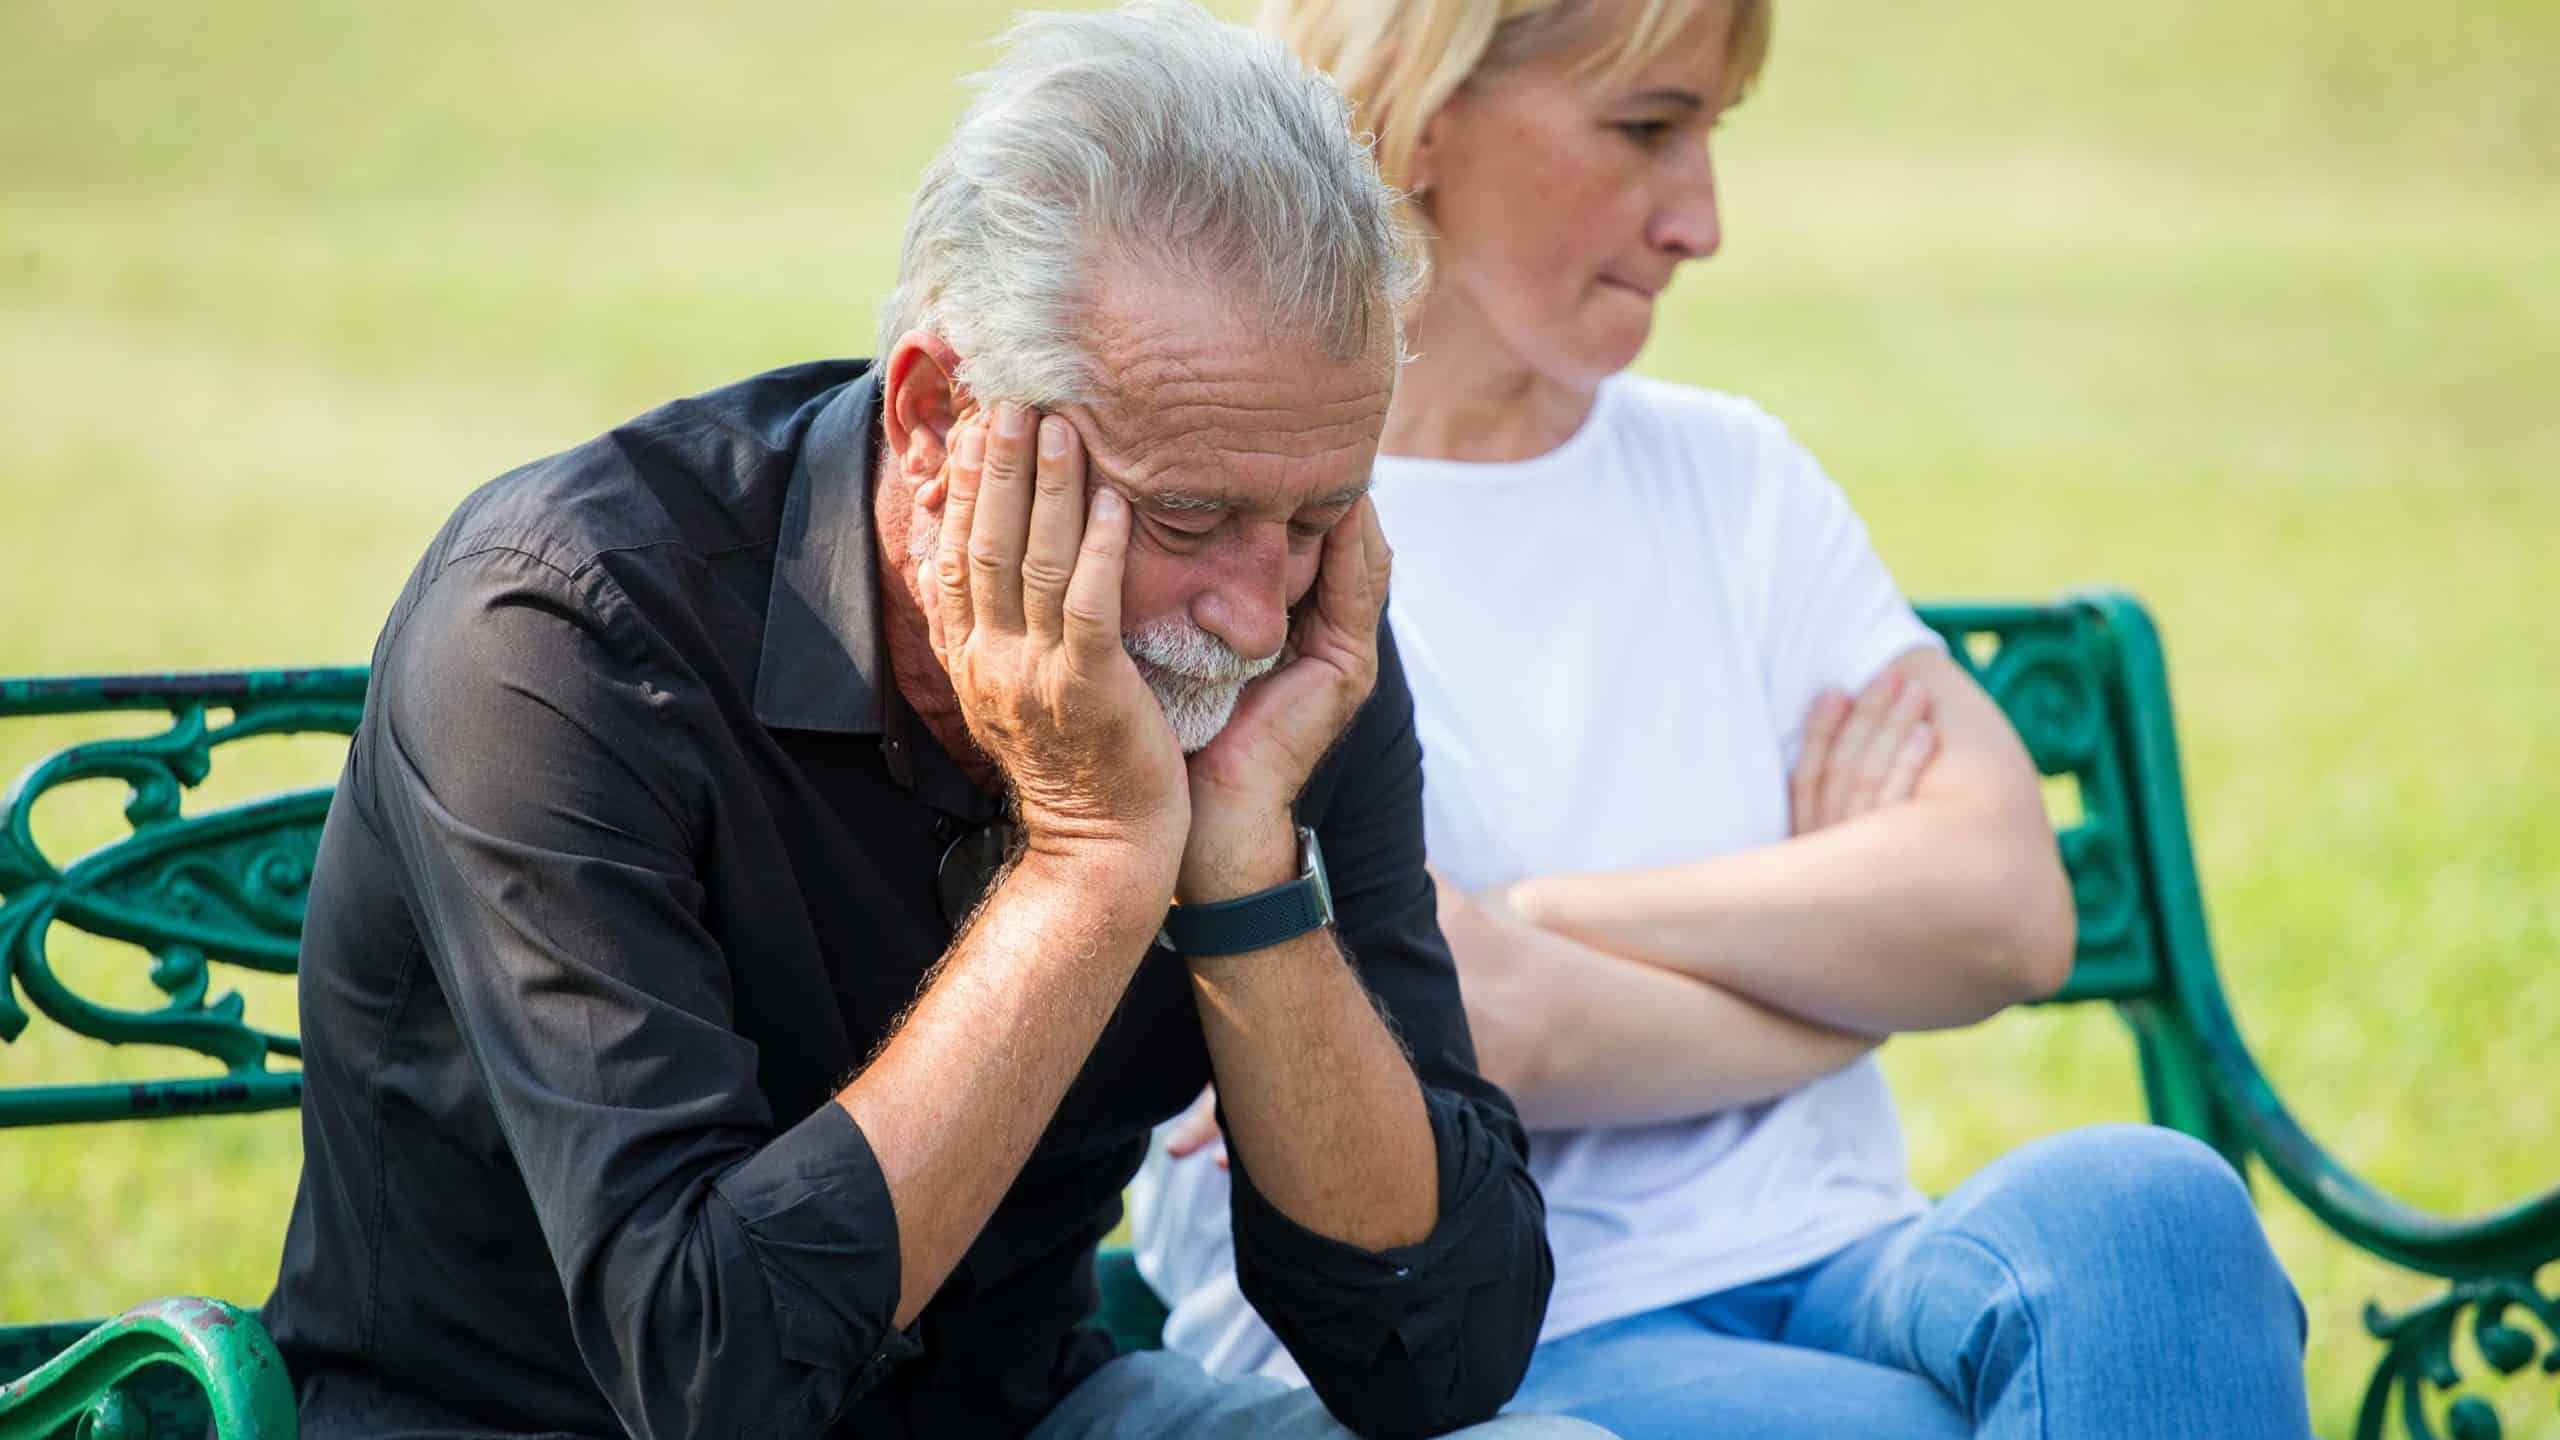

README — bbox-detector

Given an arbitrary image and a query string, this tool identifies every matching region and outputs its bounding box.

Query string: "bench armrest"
[2084,589,2560,1280]
[0,1298,294,1440]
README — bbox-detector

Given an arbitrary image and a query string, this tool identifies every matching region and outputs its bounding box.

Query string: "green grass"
[4,2,2555,1434]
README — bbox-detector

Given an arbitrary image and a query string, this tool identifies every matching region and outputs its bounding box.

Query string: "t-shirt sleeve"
[1735,410,1944,764]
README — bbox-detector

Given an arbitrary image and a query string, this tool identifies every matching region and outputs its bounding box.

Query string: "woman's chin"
[1559,324,1650,387]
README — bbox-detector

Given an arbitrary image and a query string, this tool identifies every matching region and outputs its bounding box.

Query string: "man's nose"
[1653,141,1722,261]
[1189,530,1293,663]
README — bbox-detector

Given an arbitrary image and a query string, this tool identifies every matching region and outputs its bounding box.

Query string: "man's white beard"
[909,516,1276,753]
[1124,616,1279,753]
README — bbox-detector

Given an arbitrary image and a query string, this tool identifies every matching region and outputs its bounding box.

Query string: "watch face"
[1300,826,1336,927]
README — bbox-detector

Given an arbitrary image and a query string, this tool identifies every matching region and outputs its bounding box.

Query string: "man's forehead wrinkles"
[1080,379,1390,479]
[1074,270,1396,509]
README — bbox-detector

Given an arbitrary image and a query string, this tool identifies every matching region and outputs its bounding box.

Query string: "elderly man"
[261,5,1586,1438]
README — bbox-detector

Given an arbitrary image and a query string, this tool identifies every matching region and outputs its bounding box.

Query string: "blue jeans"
[1506,1125,2311,1438]
[1030,1350,1616,1439]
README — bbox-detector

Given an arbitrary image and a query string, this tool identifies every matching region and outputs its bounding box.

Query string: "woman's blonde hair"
[1259,0,1771,196]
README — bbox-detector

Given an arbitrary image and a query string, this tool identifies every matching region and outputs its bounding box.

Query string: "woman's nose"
[1653,143,1723,260]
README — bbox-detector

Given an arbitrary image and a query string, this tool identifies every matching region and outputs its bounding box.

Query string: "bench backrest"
[0,593,2210,1132]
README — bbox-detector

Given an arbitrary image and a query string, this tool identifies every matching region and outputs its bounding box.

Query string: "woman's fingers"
[1878,720,1938,806]
[1164,1084,1222,1158]
[1819,668,1904,825]
[1018,415,1087,638]
[1791,690,1850,836]
[1843,680,1932,817]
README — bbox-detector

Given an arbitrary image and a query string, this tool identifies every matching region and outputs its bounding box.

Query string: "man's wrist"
[1015,832,1182,919]
[1175,807,1298,905]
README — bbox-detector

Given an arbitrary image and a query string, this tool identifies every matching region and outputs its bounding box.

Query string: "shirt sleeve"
[1740,412,1946,764]
[1225,619,1554,1440]
[360,543,918,1438]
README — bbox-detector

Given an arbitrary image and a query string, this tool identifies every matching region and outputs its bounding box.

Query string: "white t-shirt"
[1128,374,1941,1377]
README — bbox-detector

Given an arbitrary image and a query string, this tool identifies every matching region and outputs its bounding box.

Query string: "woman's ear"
[1405,102,1448,201]
[882,330,972,484]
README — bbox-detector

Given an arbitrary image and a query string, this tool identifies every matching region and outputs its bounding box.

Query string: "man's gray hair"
[877,1,1423,406]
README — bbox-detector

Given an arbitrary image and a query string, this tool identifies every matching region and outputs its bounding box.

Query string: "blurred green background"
[2,1,2554,1433]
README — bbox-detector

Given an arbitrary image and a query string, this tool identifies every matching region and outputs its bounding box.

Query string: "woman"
[1128,1,2312,1435]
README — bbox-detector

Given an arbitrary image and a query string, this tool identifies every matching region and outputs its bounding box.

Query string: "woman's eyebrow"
[1625,88,1705,111]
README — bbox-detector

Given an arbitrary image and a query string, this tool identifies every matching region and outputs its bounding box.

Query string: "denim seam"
[1919,1229,2050,1440]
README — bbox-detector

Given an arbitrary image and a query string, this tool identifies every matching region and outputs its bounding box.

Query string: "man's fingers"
[1791,690,1849,835]
[1308,495,1389,652]
[966,401,1038,633]
[1878,721,1938,805]
[920,559,948,664]
[1357,494,1391,608]
[1061,486,1130,664]
[1820,669,1903,825]
[1018,415,1087,637]
[934,421,986,654]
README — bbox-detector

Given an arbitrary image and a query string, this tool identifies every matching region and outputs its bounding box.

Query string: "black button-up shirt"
[264,360,1552,1439]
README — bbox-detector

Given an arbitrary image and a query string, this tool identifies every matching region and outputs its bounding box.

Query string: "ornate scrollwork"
[1981,633,2105,774]
[0,679,359,1094]
[2055,824,2135,950]
[2361,1272,2560,1439]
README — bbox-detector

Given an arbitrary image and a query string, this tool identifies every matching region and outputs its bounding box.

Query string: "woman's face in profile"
[1416,3,1734,393]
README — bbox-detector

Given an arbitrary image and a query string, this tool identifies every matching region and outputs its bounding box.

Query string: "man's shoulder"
[428,358,873,587]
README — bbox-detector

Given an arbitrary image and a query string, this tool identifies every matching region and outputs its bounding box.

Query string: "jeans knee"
[1960,1125,2290,1317]
[1990,1124,2247,1223]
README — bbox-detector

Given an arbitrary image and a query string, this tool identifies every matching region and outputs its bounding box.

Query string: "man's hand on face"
[924,400,1190,874]
[1176,495,1392,904]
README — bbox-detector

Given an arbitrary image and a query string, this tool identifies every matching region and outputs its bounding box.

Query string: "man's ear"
[882,329,972,487]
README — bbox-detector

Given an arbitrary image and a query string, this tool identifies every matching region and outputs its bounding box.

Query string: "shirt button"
[1393,1265,1412,1279]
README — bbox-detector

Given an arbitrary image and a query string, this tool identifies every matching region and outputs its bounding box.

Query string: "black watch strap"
[1160,827,1335,959]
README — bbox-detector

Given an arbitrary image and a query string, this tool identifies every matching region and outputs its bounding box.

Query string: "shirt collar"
[755,366,889,735]
[753,364,1003,825]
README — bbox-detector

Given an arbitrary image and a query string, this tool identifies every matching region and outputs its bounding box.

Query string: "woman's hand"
[1163,1083,1227,1168]
[1789,666,1937,836]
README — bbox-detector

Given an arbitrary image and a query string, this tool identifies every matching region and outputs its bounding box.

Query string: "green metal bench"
[2,594,2552,1440]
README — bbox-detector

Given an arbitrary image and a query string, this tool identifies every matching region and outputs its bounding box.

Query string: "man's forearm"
[838,844,1171,1327]
[1510,795,2074,1035]
[1188,927,1439,1253]
[1463,922,1875,1128]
